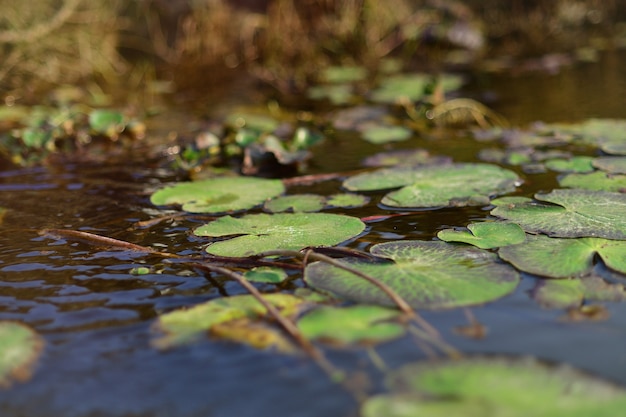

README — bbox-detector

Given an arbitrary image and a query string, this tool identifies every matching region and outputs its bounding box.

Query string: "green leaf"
[545,156,595,173]
[370,74,431,103]
[361,125,412,144]
[150,177,285,214]
[362,149,452,167]
[559,171,626,192]
[363,357,626,417]
[343,163,519,208]
[320,65,368,83]
[195,213,366,257]
[153,293,306,348]
[307,84,354,105]
[592,156,626,174]
[491,189,626,239]
[88,109,125,135]
[498,234,626,278]
[305,240,519,309]
[298,305,404,345]
[243,267,288,284]
[325,193,370,209]
[532,275,626,309]
[226,112,279,132]
[0,321,44,388]
[437,222,526,249]
[264,194,326,213]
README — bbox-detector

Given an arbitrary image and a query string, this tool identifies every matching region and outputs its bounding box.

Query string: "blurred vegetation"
[0,0,624,101]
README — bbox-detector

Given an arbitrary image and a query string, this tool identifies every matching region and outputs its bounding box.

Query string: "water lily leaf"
[362,149,452,167]
[305,240,519,309]
[0,321,44,388]
[320,65,368,83]
[362,357,626,417]
[361,125,412,144]
[343,163,519,209]
[325,193,370,209]
[153,293,306,348]
[550,119,626,150]
[264,194,326,213]
[88,109,125,136]
[491,189,626,239]
[498,234,626,278]
[437,222,526,249]
[592,156,626,174]
[545,156,595,173]
[532,275,626,309]
[298,305,404,345]
[559,171,626,192]
[307,84,354,105]
[226,112,279,132]
[210,318,295,353]
[370,73,431,103]
[150,177,285,214]
[243,267,288,284]
[195,213,366,257]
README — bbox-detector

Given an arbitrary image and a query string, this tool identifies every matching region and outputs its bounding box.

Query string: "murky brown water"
[1,50,626,417]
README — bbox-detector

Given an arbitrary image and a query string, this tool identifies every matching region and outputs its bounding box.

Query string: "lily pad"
[545,156,595,173]
[592,156,626,174]
[532,275,626,309]
[243,267,289,284]
[498,234,626,278]
[361,125,412,144]
[264,194,325,213]
[308,84,354,105]
[153,293,306,348]
[370,73,431,103]
[195,213,366,257]
[362,149,452,167]
[491,189,626,239]
[298,305,404,345]
[305,240,519,309]
[0,321,44,388]
[210,318,295,353]
[88,109,125,136]
[150,177,285,214]
[559,171,626,192]
[325,193,370,209]
[437,222,526,249]
[319,65,368,83]
[362,357,626,417]
[343,163,519,209]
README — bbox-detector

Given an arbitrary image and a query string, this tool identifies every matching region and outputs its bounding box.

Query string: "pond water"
[1,50,626,416]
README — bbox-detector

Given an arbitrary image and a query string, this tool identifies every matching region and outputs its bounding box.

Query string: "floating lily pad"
[195,213,366,257]
[550,119,626,150]
[532,275,626,309]
[437,222,526,249]
[343,163,519,208]
[320,65,368,83]
[361,125,412,144]
[362,357,626,417]
[545,156,595,173]
[88,109,125,136]
[305,240,519,309]
[264,194,326,213]
[0,321,44,388]
[210,318,295,353]
[491,189,626,239]
[307,84,354,105]
[559,171,626,192]
[498,234,626,278]
[244,267,289,284]
[298,305,404,345]
[226,112,279,132]
[593,156,626,174]
[362,149,452,167]
[325,193,370,209]
[370,74,431,103]
[153,293,306,348]
[150,177,285,214]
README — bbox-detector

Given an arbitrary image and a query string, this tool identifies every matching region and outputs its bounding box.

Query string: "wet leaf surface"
[243,267,289,284]
[437,222,526,249]
[305,240,519,309]
[195,213,366,257]
[559,171,626,192]
[532,275,626,309]
[545,156,595,173]
[264,194,326,213]
[592,156,626,174]
[150,177,285,214]
[362,149,451,167]
[0,321,44,388]
[363,357,626,417]
[343,163,519,208]
[491,189,626,239]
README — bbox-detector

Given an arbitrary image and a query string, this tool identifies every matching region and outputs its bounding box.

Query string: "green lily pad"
[551,119,626,150]
[210,318,295,353]
[264,194,326,213]
[320,65,368,83]
[592,156,626,174]
[370,74,431,103]
[226,112,279,132]
[559,171,626,192]
[325,193,370,209]
[195,213,366,257]
[343,163,519,208]
[362,357,626,417]
[243,267,289,284]
[150,177,285,214]
[362,149,452,167]
[88,109,125,136]
[545,156,595,173]
[361,125,412,144]
[0,321,44,388]
[498,234,626,278]
[305,240,519,310]
[437,222,526,249]
[307,84,354,105]
[532,275,626,309]
[491,189,626,239]
[298,305,404,345]
[153,293,306,348]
